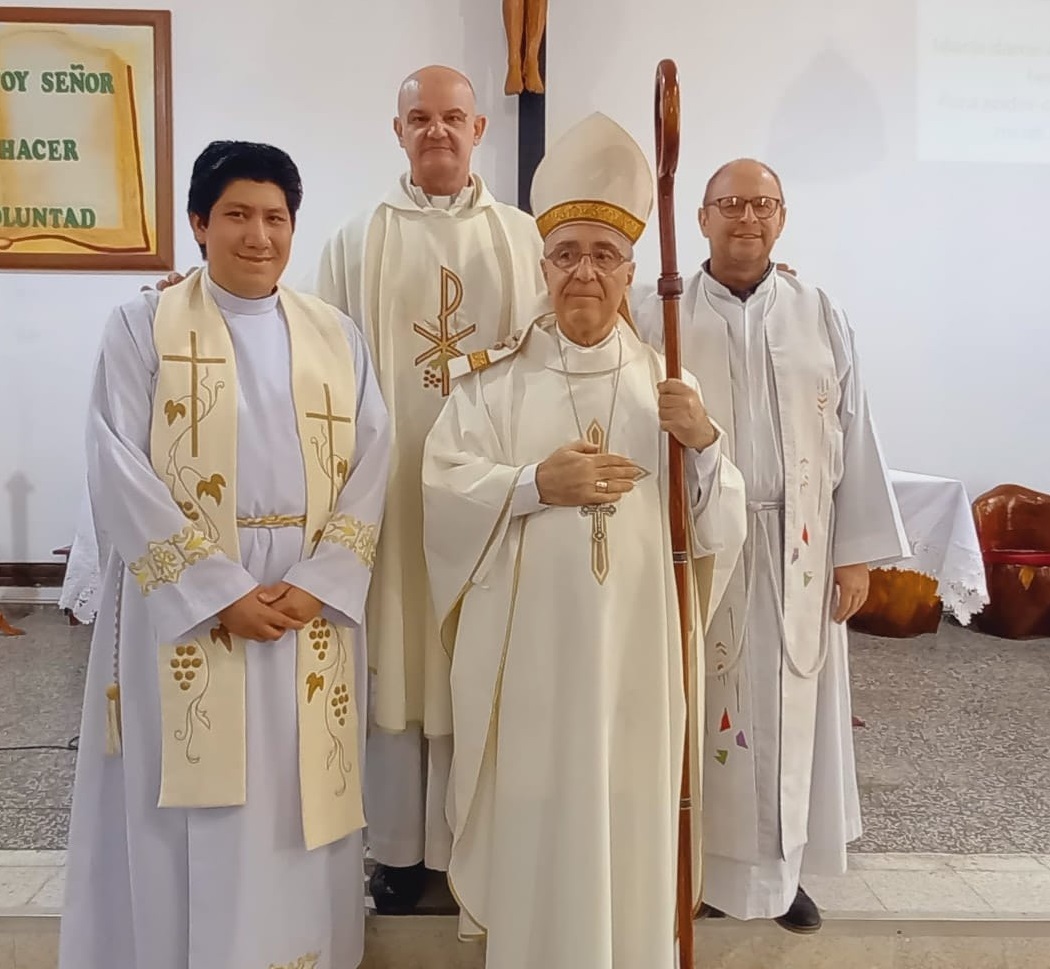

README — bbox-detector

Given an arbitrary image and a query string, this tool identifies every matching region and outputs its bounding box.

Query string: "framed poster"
[0,7,172,271]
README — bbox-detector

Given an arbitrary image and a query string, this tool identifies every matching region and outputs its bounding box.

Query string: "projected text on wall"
[918,0,1050,163]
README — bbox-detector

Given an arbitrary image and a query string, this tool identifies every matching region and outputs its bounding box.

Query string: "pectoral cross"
[306,383,354,509]
[580,502,616,584]
[162,331,225,458]
[413,266,477,396]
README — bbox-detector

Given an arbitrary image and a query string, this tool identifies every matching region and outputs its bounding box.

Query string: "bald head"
[394,65,485,196]
[699,158,786,288]
[397,65,476,116]
[702,158,784,206]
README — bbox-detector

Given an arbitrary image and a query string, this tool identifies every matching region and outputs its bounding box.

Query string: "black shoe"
[774,886,822,934]
[368,861,426,915]
[696,902,726,919]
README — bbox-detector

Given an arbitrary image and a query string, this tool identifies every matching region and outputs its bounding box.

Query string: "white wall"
[0,0,518,561]
[7,0,1049,561]
[548,0,1050,502]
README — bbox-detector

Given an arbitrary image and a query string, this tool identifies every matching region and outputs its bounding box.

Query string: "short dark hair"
[187,140,303,258]
[702,158,784,206]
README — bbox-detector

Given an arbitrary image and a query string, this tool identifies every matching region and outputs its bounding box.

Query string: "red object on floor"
[0,612,25,637]
[852,715,866,728]
[972,484,1050,638]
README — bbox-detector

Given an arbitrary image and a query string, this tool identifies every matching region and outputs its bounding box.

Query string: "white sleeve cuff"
[686,440,721,509]
[511,464,547,517]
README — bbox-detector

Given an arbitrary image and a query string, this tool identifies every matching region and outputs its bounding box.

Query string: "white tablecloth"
[57,490,105,624]
[882,470,989,625]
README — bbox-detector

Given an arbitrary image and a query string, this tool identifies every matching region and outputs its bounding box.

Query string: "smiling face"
[541,221,635,346]
[394,66,486,196]
[190,178,292,299]
[699,159,786,272]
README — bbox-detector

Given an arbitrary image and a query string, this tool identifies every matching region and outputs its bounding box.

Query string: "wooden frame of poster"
[0,7,173,270]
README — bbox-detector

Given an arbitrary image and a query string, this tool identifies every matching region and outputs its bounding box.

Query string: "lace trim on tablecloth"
[901,540,989,626]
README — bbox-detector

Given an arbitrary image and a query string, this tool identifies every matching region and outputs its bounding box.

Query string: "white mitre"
[531,112,654,244]
[449,114,655,379]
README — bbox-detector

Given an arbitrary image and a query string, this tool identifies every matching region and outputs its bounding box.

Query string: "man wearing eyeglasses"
[639,158,907,934]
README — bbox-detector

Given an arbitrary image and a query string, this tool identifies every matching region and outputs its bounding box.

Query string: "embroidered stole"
[682,276,839,681]
[145,270,362,849]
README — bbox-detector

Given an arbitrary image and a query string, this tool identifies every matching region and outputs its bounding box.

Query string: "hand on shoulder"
[140,267,197,293]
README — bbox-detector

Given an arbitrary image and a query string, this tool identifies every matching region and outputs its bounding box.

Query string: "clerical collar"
[204,269,279,316]
[402,173,476,212]
[702,259,775,302]
[555,322,619,351]
[536,316,636,375]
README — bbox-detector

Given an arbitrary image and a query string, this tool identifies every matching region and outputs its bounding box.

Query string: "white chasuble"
[315,175,544,736]
[422,317,746,969]
[144,269,366,848]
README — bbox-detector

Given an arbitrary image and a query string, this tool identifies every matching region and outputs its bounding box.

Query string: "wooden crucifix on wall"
[504,0,548,211]
[503,0,547,94]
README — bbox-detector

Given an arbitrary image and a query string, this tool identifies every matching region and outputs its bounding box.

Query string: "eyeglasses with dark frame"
[704,196,783,221]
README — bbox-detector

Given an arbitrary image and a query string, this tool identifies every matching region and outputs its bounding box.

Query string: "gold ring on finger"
[596,480,609,493]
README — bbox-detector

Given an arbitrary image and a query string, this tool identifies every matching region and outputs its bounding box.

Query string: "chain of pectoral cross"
[557,329,624,585]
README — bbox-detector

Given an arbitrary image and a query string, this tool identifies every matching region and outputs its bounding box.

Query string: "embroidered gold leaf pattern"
[129,526,222,595]
[164,399,187,425]
[268,952,320,969]
[196,473,227,505]
[319,514,378,569]
[307,672,325,702]
[210,624,233,653]
[336,458,349,483]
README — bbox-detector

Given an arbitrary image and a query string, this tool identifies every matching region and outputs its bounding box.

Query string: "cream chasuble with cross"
[60,269,390,969]
[421,315,746,969]
[315,174,544,736]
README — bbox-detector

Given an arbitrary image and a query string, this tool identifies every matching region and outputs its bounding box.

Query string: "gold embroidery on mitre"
[318,514,378,569]
[536,200,645,243]
[129,526,223,594]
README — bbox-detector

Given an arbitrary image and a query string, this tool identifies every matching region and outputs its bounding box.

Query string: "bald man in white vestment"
[313,65,544,911]
[639,158,908,933]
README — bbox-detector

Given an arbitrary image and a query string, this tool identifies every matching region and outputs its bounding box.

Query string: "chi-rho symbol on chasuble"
[414,266,477,396]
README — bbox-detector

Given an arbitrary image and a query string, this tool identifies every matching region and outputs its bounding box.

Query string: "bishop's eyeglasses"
[705,196,783,220]
[543,243,630,274]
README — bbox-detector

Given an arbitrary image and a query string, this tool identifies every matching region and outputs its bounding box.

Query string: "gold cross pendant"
[580,502,616,584]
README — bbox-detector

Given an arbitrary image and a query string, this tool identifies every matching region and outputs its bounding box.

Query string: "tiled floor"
[0,604,1047,860]
[4,851,1050,919]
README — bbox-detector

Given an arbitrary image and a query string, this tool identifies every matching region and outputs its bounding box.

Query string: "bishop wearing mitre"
[421,113,747,969]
